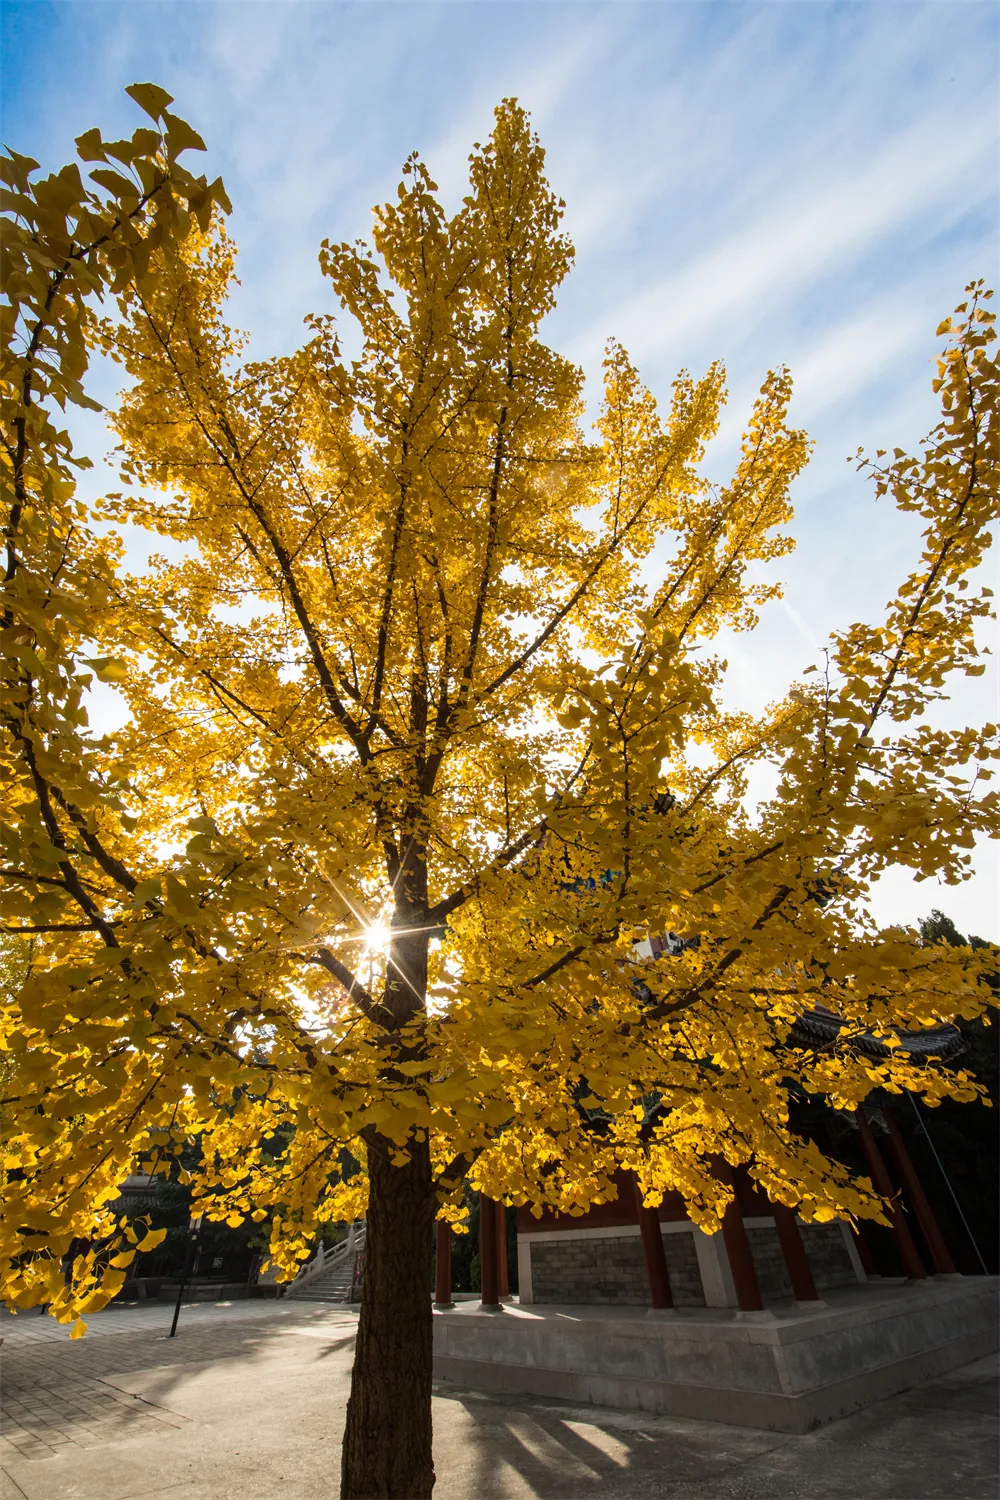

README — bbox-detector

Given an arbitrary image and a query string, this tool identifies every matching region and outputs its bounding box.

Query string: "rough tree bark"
[340,1130,437,1498]
[341,891,438,1499]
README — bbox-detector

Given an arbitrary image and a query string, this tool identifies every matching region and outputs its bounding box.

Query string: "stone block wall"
[746,1227,794,1301]
[663,1231,706,1306]
[525,1219,858,1307]
[800,1222,859,1290]
[746,1222,858,1300]
[530,1234,647,1305]
[528,1230,706,1307]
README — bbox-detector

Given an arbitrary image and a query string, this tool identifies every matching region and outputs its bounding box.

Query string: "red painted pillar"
[495,1202,510,1298]
[721,1197,766,1311]
[633,1178,674,1310]
[479,1195,501,1309]
[855,1110,926,1280]
[883,1109,958,1276]
[771,1203,821,1301]
[434,1220,454,1308]
[851,1224,880,1278]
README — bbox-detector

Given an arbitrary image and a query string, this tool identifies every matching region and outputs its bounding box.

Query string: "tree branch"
[290,946,393,1027]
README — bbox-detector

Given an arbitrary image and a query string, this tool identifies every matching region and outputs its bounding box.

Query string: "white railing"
[286,1221,366,1297]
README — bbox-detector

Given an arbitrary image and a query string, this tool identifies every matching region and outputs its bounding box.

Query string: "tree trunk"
[340,1130,437,1499]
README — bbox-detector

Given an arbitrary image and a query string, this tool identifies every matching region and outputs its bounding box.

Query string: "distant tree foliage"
[909,910,999,1272]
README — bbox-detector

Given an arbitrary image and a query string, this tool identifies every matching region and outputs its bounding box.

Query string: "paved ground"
[0,1298,996,1500]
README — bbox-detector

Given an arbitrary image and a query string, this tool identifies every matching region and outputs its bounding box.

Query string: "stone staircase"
[285,1223,366,1304]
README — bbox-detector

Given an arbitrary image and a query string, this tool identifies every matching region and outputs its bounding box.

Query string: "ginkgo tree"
[2,89,997,1500]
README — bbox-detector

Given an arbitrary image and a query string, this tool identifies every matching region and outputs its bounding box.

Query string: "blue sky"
[3,0,997,935]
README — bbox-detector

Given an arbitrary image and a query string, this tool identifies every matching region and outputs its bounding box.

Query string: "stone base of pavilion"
[432,1275,999,1433]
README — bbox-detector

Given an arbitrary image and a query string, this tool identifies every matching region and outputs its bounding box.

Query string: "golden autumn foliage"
[2,89,997,1389]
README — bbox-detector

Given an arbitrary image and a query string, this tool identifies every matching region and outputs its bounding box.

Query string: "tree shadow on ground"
[430,1361,1000,1500]
[430,1386,785,1500]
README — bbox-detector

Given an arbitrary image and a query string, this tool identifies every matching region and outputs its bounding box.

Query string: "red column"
[883,1109,957,1276]
[851,1224,879,1278]
[855,1110,926,1280]
[771,1203,821,1301]
[434,1220,454,1308]
[720,1197,766,1311]
[495,1202,510,1298]
[479,1195,501,1308]
[633,1178,674,1310]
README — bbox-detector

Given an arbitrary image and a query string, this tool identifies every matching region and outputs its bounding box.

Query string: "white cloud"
[575,98,995,371]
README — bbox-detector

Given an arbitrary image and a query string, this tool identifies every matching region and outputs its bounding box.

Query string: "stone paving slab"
[0,1300,335,1471]
[0,1300,995,1498]
[0,1373,187,1463]
[0,1298,298,1347]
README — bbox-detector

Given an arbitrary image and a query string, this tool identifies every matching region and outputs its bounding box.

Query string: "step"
[288,1278,356,1299]
[291,1290,354,1301]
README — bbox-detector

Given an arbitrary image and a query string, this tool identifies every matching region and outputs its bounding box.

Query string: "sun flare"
[362,921,393,956]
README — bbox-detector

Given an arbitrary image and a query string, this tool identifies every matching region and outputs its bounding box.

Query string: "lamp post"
[169,1214,203,1338]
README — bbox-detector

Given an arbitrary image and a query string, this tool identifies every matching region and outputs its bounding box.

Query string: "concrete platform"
[433,1276,999,1433]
